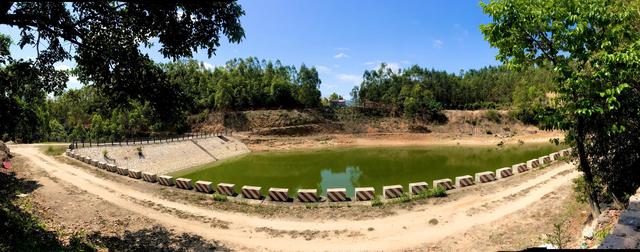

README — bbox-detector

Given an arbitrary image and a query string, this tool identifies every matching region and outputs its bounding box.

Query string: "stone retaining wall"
[73,136,249,174]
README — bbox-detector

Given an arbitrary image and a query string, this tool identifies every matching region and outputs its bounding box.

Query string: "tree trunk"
[576,117,602,218]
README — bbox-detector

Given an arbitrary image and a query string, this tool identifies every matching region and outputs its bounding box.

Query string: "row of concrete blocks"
[438,148,573,190]
[65,148,572,203]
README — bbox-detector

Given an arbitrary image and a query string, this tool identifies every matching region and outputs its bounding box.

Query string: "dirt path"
[13,145,581,251]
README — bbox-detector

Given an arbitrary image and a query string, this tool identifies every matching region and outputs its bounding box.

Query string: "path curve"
[13,145,580,251]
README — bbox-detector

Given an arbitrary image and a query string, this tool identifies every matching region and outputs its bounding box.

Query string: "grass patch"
[594,224,613,243]
[371,195,383,207]
[212,193,228,202]
[392,193,412,203]
[40,145,66,156]
[412,187,447,200]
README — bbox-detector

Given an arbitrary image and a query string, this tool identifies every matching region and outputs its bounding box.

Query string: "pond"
[172,143,563,197]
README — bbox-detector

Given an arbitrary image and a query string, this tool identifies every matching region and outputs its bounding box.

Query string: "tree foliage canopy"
[0,1,245,142]
[481,0,640,213]
[356,63,555,121]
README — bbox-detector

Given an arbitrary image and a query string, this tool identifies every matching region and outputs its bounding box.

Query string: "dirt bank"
[192,109,547,137]
[8,145,589,251]
[239,130,563,152]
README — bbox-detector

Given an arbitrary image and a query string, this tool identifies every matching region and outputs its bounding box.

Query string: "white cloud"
[66,76,83,90]
[337,74,362,85]
[335,47,350,51]
[363,60,404,72]
[315,65,331,73]
[433,39,444,48]
[386,63,401,72]
[324,83,337,89]
[202,62,215,70]
[334,52,349,59]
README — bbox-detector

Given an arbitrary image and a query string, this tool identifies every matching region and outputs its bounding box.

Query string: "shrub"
[212,193,228,202]
[43,146,66,156]
[371,195,383,207]
[572,177,611,204]
[135,146,143,158]
[485,109,501,123]
[429,187,447,197]
[542,221,571,249]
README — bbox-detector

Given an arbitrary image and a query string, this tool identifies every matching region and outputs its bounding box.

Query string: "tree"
[0,2,245,140]
[481,0,640,217]
[0,35,64,142]
[328,92,341,101]
[350,86,359,103]
[297,65,322,108]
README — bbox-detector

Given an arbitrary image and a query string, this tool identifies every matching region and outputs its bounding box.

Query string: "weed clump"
[212,193,228,202]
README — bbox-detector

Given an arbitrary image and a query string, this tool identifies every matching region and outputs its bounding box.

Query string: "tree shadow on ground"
[0,170,76,251]
[0,171,227,251]
[84,226,229,252]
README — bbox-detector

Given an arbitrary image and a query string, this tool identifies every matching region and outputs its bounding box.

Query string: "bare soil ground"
[6,139,590,251]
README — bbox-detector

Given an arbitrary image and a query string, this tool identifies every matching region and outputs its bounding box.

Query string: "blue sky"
[1,0,499,98]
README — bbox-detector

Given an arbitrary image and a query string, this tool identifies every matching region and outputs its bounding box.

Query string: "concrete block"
[433,179,455,190]
[326,188,348,202]
[128,169,142,179]
[355,187,375,201]
[241,185,262,200]
[475,171,496,183]
[409,182,428,195]
[175,178,193,190]
[217,183,236,196]
[158,175,174,186]
[455,175,475,188]
[268,187,289,202]
[496,167,513,179]
[195,181,213,193]
[142,172,157,183]
[383,185,404,199]
[297,189,319,202]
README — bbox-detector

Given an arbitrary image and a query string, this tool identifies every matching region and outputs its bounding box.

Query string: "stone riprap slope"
[599,187,640,249]
[193,137,247,160]
[74,136,250,174]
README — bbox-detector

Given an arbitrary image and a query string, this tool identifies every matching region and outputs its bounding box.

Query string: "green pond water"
[173,143,563,197]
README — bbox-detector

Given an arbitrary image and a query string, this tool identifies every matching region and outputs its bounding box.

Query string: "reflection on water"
[319,166,362,195]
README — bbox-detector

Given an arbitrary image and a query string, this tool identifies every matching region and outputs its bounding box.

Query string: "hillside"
[190,109,542,138]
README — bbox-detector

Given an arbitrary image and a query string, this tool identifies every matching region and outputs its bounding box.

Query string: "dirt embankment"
[191,109,547,138]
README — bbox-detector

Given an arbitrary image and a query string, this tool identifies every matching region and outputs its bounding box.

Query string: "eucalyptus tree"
[481,0,640,216]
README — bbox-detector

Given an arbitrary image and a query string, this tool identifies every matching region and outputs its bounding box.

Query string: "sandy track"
[13,145,579,251]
